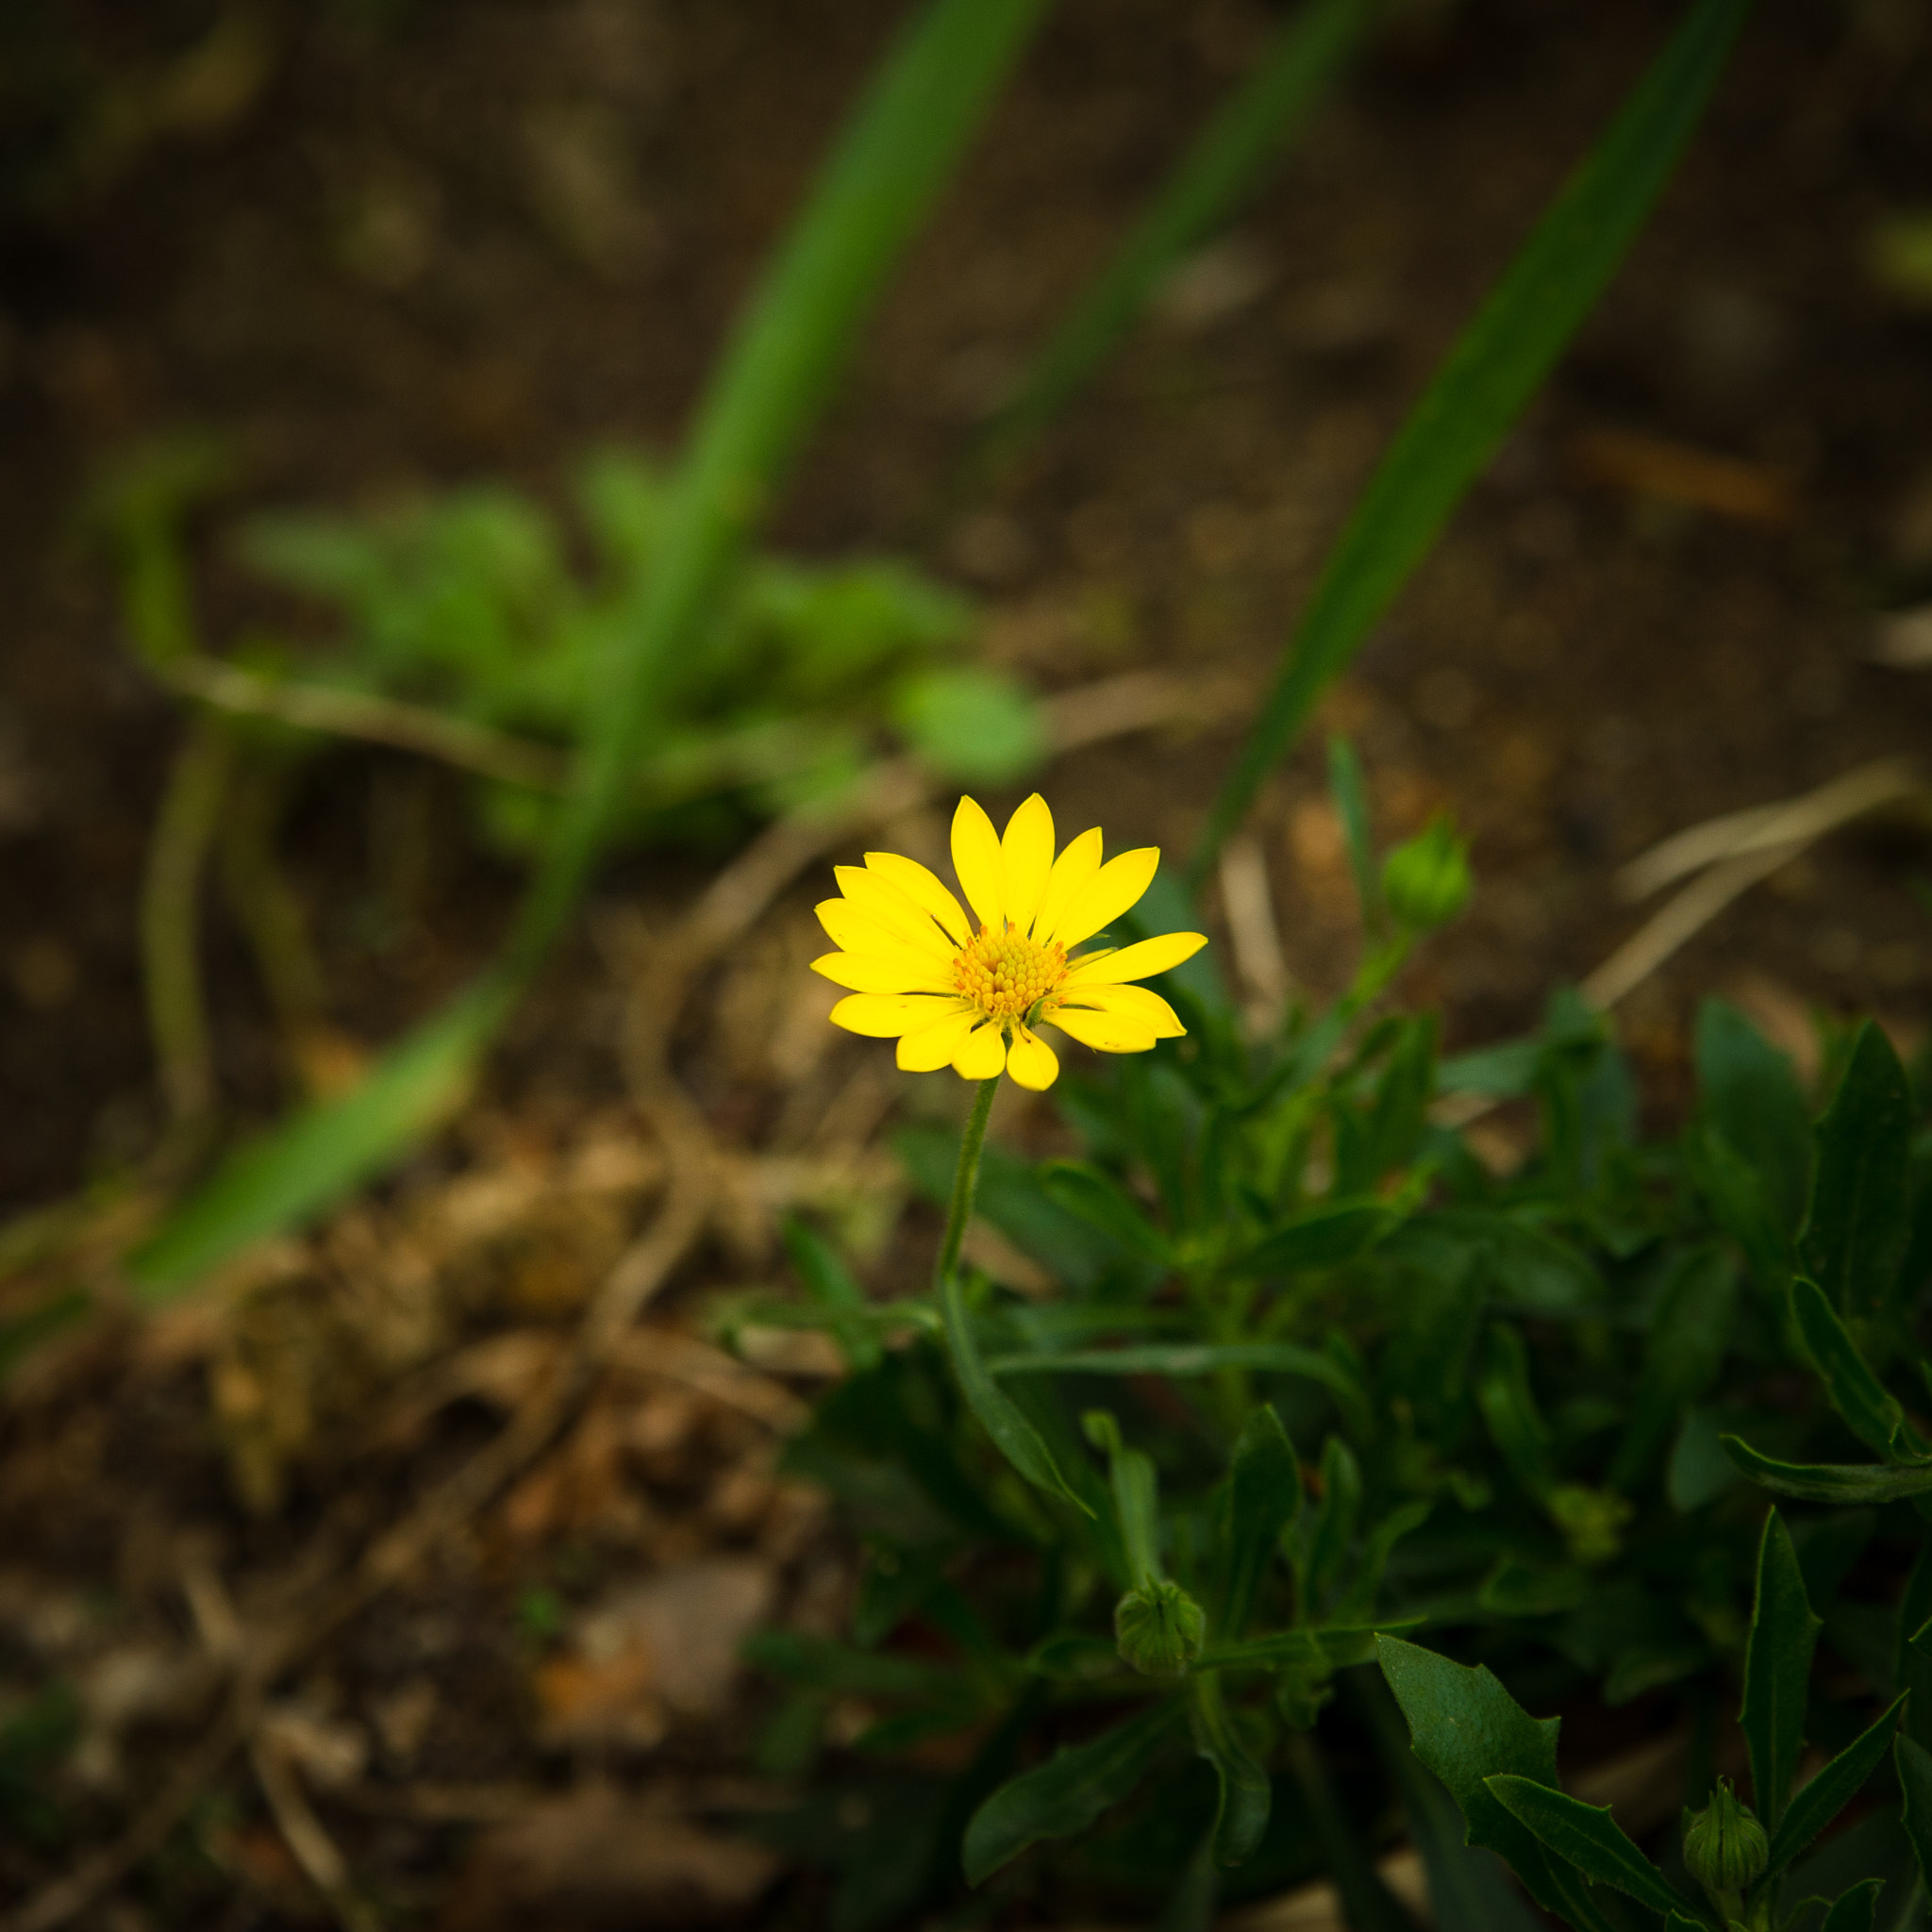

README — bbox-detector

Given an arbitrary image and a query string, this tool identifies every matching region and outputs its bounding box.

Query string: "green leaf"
[1766,1693,1906,1874]
[1740,1508,1823,1833]
[1328,735,1384,934]
[784,1219,883,1371]
[1301,1435,1365,1611]
[1484,1776,1689,1918]
[1476,1323,1555,1501]
[894,665,1045,783]
[1723,1439,1932,1505]
[1821,1880,1885,1932]
[1695,997,1813,1236]
[1190,0,1753,875]
[986,1341,1360,1407]
[974,0,1380,475]
[962,1697,1183,1886]
[940,1269,1092,1518]
[130,975,513,1295]
[1191,1674,1272,1866]
[1802,1021,1915,1323]
[1233,1198,1399,1275]
[1197,1623,1416,1673]
[1609,1243,1739,1490]
[1209,1406,1301,1639]
[1790,1275,1925,1462]
[1896,1733,1932,1895]
[1376,1635,1567,1915]
[1038,1161,1174,1264]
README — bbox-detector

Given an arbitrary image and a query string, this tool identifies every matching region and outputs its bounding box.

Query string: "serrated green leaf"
[1695,997,1813,1236]
[962,1697,1184,1886]
[1767,1693,1906,1874]
[1722,1437,1932,1506]
[1740,1509,1822,1832]
[1821,1877,1885,1932]
[1790,1275,1924,1462]
[1803,1021,1915,1322]
[1209,1406,1301,1639]
[1191,1674,1271,1866]
[1896,1733,1932,1895]
[1484,1775,1689,1918]
[1038,1161,1173,1264]
[1191,0,1754,875]
[1376,1636,1566,1914]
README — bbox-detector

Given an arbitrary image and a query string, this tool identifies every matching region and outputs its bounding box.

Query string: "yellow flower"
[813,793,1208,1091]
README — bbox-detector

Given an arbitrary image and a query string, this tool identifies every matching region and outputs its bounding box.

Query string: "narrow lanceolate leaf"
[962,1697,1184,1886]
[129,0,1051,1293]
[1740,1509,1822,1833]
[1233,1198,1399,1275]
[1328,736,1384,934]
[940,1268,1092,1517]
[1484,1777,1689,1920]
[1766,1693,1906,1874]
[1192,1674,1272,1866]
[1039,1161,1174,1264]
[1190,0,1754,877]
[1721,1437,1932,1507]
[1895,1733,1932,1892]
[1210,1406,1302,1639]
[974,0,1380,475]
[1376,1636,1568,1916]
[130,975,514,1295]
[1789,1274,1925,1462]
[1802,1020,1915,1323]
[1694,997,1812,1236]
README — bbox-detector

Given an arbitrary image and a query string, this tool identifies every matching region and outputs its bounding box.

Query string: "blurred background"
[3,0,1932,1924]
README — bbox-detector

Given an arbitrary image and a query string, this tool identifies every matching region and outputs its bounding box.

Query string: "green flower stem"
[936,1077,1001,1292]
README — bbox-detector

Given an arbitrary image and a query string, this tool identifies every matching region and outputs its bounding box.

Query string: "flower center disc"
[952,923,1068,1021]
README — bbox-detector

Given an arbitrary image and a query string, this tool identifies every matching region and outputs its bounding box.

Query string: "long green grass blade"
[129,974,516,1296]
[971,0,1378,481]
[126,0,1051,1294]
[1190,0,1753,882]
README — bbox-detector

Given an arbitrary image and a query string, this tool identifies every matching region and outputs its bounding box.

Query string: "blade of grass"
[1189,0,1753,884]
[123,0,1051,1297]
[968,0,1380,484]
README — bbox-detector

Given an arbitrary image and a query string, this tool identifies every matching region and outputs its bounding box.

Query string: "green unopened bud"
[1114,1579,1205,1677]
[1683,1778,1768,1901]
[1380,816,1473,931]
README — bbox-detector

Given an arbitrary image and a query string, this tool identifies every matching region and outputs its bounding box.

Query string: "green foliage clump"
[739,756,1932,1931]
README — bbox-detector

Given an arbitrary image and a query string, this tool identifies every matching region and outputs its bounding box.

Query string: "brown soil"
[3,0,1931,1925]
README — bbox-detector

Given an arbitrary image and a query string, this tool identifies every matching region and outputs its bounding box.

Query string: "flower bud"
[1683,1778,1768,1900]
[1381,816,1473,931]
[1114,1578,1205,1677]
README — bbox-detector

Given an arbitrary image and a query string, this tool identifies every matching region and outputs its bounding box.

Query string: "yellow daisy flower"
[812,793,1208,1092]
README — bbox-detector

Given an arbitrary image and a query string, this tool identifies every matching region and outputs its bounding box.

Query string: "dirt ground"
[3,0,1932,1925]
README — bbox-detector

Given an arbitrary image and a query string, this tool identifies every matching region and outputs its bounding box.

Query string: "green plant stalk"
[938,1079,1002,1294]
[142,714,237,1129]
[125,0,1050,1296]
[969,0,1379,483]
[1188,0,1754,884]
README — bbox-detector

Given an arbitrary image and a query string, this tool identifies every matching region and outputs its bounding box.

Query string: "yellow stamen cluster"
[952,922,1068,1021]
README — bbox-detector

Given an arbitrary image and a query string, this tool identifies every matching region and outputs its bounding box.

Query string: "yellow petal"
[1006,1023,1060,1091]
[1054,846,1159,949]
[950,795,1007,932]
[813,952,952,995]
[834,866,956,959]
[865,851,970,945]
[1032,826,1103,943]
[1045,1005,1158,1054]
[1000,793,1055,938]
[898,1006,982,1072]
[1062,981,1185,1038]
[1066,931,1208,986]
[953,1019,1008,1080]
[830,992,963,1038]
[817,901,952,974]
